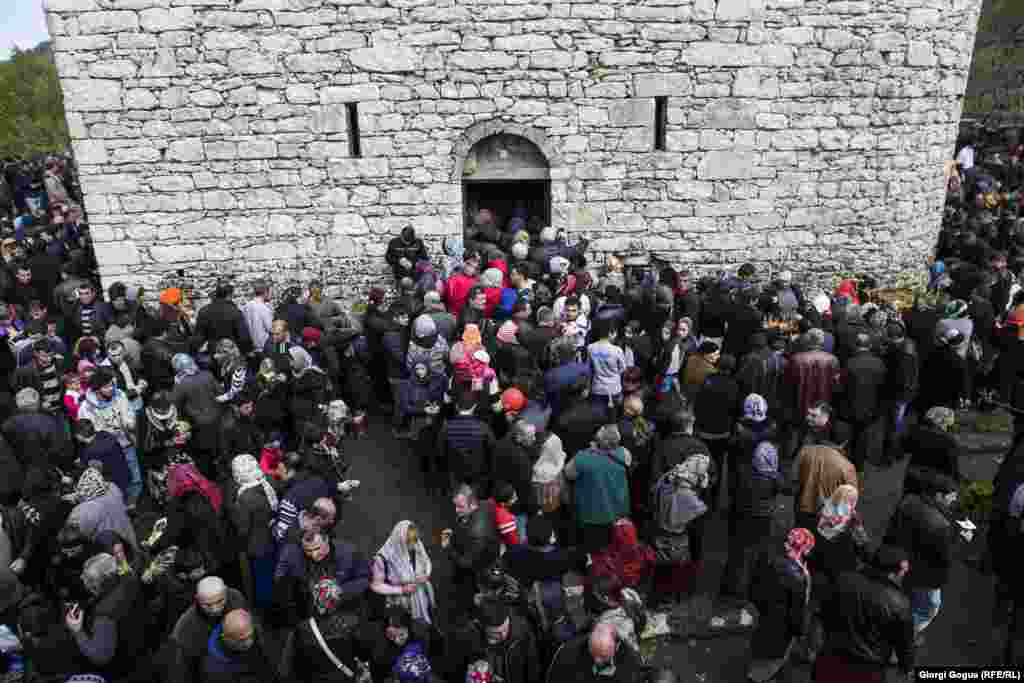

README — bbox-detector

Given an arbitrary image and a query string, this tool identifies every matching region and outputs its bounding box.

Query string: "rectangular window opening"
[346,102,361,158]
[654,96,667,151]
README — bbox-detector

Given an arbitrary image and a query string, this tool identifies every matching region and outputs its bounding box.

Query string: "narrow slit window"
[654,96,667,151]
[346,102,361,158]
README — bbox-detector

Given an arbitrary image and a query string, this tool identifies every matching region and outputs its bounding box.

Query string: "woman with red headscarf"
[747,527,816,682]
[148,461,230,575]
[589,518,656,590]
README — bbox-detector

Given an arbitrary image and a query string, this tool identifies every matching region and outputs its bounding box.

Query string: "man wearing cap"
[302,325,340,382]
[387,226,429,284]
[78,367,142,508]
[195,282,251,355]
[882,321,919,464]
[451,600,541,683]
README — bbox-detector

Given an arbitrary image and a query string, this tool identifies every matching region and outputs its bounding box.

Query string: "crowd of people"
[0,140,1023,683]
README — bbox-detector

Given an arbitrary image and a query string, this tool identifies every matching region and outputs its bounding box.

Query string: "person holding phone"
[65,553,147,680]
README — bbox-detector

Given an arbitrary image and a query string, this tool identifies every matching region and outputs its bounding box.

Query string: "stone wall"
[45,0,983,307]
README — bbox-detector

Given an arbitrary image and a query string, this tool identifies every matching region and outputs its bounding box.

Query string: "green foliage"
[0,46,70,158]
[960,480,994,518]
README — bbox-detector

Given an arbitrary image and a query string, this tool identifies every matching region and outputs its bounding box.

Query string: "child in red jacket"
[492,483,520,547]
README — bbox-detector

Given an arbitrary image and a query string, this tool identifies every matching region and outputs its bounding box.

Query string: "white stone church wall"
[45,0,983,305]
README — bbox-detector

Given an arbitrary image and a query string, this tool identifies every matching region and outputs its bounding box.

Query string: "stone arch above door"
[451,121,559,182]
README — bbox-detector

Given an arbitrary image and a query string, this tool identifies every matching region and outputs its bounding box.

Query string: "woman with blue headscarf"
[169,353,224,475]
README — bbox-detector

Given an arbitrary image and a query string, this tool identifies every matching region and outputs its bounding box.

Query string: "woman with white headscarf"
[230,454,278,609]
[370,520,436,624]
[288,346,332,436]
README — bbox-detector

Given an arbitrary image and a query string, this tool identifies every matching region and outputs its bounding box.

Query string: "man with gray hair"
[2,386,67,473]
[65,552,147,680]
[564,423,632,554]
[786,327,840,428]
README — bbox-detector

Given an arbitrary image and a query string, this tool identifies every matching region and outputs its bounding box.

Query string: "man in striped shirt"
[12,338,66,415]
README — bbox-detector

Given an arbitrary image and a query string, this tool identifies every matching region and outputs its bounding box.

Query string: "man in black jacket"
[883,471,958,641]
[902,406,960,497]
[441,484,501,619]
[695,354,741,510]
[450,600,541,683]
[554,378,609,462]
[723,289,762,362]
[194,282,252,355]
[815,546,915,681]
[545,623,642,683]
[838,333,887,472]
[438,394,496,495]
[882,321,919,463]
[492,420,536,525]
[169,576,248,683]
[386,226,429,284]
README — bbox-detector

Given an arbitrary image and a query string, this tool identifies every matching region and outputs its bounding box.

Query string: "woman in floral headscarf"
[65,466,138,552]
[650,453,712,602]
[808,484,870,585]
[747,528,816,682]
[230,454,277,610]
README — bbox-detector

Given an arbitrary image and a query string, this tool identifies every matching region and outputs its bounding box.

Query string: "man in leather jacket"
[386,226,429,284]
[441,484,501,619]
[450,600,541,683]
[882,322,919,463]
[814,546,915,682]
[883,471,958,641]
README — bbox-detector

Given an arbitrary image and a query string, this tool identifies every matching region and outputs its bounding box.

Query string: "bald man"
[199,608,276,683]
[545,622,641,683]
[169,577,247,683]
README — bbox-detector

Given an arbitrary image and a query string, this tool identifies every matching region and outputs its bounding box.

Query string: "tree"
[0,44,70,158]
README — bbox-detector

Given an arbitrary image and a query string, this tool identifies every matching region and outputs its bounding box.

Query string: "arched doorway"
[462,133,551,233]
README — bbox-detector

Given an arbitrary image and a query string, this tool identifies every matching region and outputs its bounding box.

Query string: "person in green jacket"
[564,424,631,554]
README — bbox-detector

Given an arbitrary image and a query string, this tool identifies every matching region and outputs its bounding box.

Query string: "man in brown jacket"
[793,442,858,530]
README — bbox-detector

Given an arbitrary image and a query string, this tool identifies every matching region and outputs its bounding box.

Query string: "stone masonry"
[46,0,983,306]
